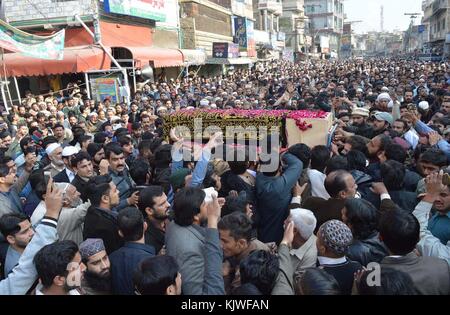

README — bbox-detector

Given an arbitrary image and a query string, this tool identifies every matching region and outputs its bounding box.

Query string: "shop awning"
[206,57,255,65]
[180,49,206,66]
[0,45,111,77]
[125,46,184,68]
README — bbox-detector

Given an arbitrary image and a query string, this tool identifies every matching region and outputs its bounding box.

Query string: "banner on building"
[246,19,256,57]
[320,36,330,53]
[234,17,248,51]
[156,0,178,28]
[282,48,294,62]
[233,17,256,57]
[341,35,351,51]
[0,19,65,60]
[212,42,239,58]
[104,0,166,22]
[90,77,120,103]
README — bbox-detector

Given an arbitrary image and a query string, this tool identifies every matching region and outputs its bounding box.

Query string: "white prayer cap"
[418,101,430,111]
[62,146,79,157]
[290,208,317,240]
[46,143,61,156]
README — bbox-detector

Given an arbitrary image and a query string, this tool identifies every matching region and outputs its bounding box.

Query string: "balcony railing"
[432,0,448,14]
[282,0,305,12]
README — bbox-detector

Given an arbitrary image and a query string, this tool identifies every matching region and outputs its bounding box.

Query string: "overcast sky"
[344,0,424,33]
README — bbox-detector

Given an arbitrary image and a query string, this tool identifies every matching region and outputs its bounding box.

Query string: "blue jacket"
[414,120,450,161]
[255,153,303,244]
[0,217,58,295]
[109,242,155,295]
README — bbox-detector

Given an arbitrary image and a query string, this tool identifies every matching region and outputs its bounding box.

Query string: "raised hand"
[281,221,295,248]
[44,177,63,220]
[371,182,388,195]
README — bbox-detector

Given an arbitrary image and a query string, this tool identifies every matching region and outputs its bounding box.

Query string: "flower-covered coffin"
[163,109,333,148]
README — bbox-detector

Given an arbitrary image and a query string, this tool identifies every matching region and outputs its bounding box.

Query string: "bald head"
[324,170,357,200]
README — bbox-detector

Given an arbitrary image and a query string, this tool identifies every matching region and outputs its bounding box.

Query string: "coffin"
[163,109,334,148]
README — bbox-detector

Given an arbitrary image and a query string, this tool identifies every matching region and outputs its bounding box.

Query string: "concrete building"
[363,31,403,57]
[422,0,450,57]
[279,0,308,59]
[304,0,344,58]
[0,0,186,102]
[253,0,285,58]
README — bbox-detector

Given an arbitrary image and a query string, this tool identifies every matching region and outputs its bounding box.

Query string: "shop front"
[0,21,188,110]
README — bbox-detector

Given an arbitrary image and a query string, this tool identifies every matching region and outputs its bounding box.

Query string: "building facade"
[280,0,308,58]
[253,0,285,59]
[304,0,344,58]
[0,0,186,101]
[422,0,450,57]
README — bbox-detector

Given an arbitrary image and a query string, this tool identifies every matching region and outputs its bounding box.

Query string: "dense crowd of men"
[0,57,449,295]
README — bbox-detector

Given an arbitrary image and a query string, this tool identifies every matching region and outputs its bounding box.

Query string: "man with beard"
[79,238,112,295]
[43,143,65,178]
[138,186,171,254]
[402,89,415,106]
[371,112,393,137]
[87,143,105,175]
[31,181,90,245]
[34,240,86,295]
[0,213,35,276]
[343,108,373,139]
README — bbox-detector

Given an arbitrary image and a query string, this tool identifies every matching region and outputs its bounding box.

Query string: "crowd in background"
[0,58,449,295]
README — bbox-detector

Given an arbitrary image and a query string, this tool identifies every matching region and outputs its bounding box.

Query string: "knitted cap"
[79,238,106,260]
[318,220,353,256]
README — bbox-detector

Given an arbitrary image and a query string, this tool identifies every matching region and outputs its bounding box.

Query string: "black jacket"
[364,190,418,213]
[220,171,256,205]
[53,169,70,183]
[71,175,89,202]
[320,259,362,295]
[347,232,389,266]
[351,170,373,200]
[367,162,422,193]
[345,123,374,139]
[83,206,124,254]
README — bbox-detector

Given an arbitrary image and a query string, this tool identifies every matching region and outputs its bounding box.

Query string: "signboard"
[277,32,286,41]
[0,19,65,60]
[212,42,239,58]
[156,0,178,28]
[234,16,248,51]
[90,77,120,103]
[246,20,256,57]
[104,0,166,22]
[341,35,351,51]
[282,49,294,62]
[320,36,330,49]
[418,25,426,34]
[234,17,256,57]
[228,43,239,58]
